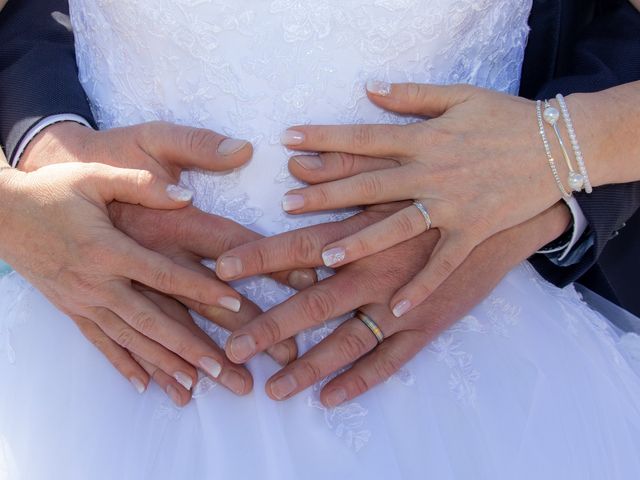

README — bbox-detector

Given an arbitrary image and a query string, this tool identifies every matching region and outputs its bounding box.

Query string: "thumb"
[91,164,194,210]
[365,81,476,117]
[135,121,253,172]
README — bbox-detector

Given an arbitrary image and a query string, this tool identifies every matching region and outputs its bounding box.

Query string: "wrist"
[20,121,95,172]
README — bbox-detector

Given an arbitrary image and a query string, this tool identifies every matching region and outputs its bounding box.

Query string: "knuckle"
[336,152,358,175]
[129,310,157,334]
[151,265,178,292]
[295,359,323,384]
[352,125,375,149]
[184,127,215,153]
[300,289,335,322]
[115,328,136,349]
[291,232,321,264]
[395,211,420,238]
[337,331,371,360]
[372,352,404,381]
[357,174,384,202]
[258,315,283,344]
[347,372,370,396]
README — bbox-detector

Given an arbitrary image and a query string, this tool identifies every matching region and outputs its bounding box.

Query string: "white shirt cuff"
[11,114,92,167]
[538,196,588,259]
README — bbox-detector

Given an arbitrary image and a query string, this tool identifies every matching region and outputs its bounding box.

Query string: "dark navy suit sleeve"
[0,0,95,162]
[523,0,640,288]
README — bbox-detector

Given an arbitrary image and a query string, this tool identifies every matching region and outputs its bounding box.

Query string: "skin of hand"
[277,82,584,318]
[215,148,570,405]
[5,121,312,405]
[216,199,569,406]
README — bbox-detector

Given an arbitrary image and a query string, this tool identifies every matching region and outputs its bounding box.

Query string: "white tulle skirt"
[1,263,639,480]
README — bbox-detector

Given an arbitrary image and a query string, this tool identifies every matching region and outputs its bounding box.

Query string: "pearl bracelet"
[536,100,572,199]
[555,94,592,193]
[543,100,584,192]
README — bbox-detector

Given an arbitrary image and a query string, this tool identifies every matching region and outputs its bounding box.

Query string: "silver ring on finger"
[355,310,385,345]
[413,200,433,230]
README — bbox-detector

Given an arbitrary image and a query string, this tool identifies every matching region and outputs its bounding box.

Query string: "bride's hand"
[279,83,564,317]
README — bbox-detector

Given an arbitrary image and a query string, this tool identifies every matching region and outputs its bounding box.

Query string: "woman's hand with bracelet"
[280,83,572,316]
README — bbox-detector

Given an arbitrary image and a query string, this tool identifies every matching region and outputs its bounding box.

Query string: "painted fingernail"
[282,194,305,212]
[325,388,348,407]
[271,374,298,400]
[217,138,249,155]
[130,377,146,394]
[220,370,247,395]
[366,80,392,97]
[288,270,316,290]
[281,129,305,146]
[199,356,222,379]
[216,256,243,279]
[322,247,346,267]
[229,334,256,362]
[166,184,194,202]
[219,296,242,313]
[166,384,183,407]
[392,299,412,318]
[294,155,323,170]
[173,372,193,391]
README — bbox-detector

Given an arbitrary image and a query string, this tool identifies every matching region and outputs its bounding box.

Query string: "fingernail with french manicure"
[282,194,305,212]
[219,296,241,313]
[130,377,146,394]
[288,270,316,290]
[166,384,183,407]
[199,357,222,379]
[281,130,305,146]
[271,374,298,400]
[229,334,257,362]
[392,299,412,318]
[217,138,249,156]
[216,256,243,279]
[166,184,194,202]
[173,372,193,391]
[220,370,247,395]
[366,80,392,97]
[294,155,323,170]
[325,387,348,407]
[322,247,346,267]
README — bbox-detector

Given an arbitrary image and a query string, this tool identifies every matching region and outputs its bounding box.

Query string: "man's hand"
[6,121,308,405]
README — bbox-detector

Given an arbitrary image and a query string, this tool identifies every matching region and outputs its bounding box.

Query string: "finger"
[365,82,476,117]
[320,205,430,268]
[320,330,427,407]
[133,353,192,407]
[73,315,150,394]
[110,287,252,395]
[281,123,414,158]
[225,270,370,364]
[265,316,379,401]
[390,236,472,317]
[93,164,196,209]
[113,235,243,312]
[281,167,419,214]
[136,121,253,171]
[216,212,379,281]
[89,307,199,392]
[167,258,300,366]
[288,152,399,185]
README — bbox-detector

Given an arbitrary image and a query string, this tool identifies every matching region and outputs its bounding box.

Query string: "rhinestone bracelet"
[536,100,572,199]
[556,94,592,193]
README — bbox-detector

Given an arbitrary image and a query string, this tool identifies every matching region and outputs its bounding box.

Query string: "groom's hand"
[13,121,309,405]
[217,203,569,405]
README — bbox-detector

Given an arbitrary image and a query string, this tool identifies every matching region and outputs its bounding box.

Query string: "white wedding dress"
[2,1,640,479]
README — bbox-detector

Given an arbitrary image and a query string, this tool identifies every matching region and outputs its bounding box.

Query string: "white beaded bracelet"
[543,100,583,192]
[536,100,572,199]
[556,94,593,194]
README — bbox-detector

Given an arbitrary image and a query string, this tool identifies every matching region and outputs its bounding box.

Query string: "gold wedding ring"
[355,310,385,345]
[413,200,433,230]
